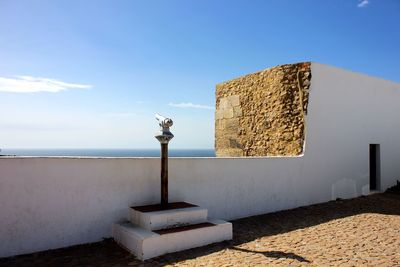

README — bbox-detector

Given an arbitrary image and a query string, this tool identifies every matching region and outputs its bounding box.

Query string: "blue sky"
[0,0,399,149]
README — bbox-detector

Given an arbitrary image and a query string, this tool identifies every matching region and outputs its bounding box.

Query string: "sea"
[0,148,215,157]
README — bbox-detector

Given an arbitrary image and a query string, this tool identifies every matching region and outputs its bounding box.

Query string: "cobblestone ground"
[1,193,399,267]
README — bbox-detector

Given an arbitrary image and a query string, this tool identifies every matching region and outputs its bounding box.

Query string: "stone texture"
[215,62,312,157]
[2,193,399,266]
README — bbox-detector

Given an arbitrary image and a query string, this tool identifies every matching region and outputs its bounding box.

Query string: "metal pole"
[161,143,168,208]
[154,113,174,210]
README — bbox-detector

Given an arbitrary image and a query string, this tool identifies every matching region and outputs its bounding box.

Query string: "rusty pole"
[161,143,168,208]
[155,114,174,209]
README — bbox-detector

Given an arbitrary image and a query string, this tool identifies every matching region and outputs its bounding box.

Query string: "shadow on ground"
[1,193,399,267]
[230,247,310,263]
[153,192,400,266]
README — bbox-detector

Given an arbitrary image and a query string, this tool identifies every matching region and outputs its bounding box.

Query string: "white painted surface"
[112,222,157,260]
[130,206,208,231]
[1,63,400,258]
[113,219,232,260]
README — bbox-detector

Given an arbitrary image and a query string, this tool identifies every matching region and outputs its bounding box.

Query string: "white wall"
[1,63,400,258]
[307,63,400,194]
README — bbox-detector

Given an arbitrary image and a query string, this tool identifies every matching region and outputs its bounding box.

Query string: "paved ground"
[1,193,399,267]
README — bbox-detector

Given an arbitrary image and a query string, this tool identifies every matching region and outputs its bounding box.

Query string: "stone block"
[233,106,242,117]
[219,98,230,109]
[215,62,311,157]
[224,118,239,132]
[215,110,223,120]
[227,95,240,107]
[222,108,234,119]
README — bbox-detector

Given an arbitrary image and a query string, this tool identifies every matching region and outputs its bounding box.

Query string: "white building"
[0,63,399,258]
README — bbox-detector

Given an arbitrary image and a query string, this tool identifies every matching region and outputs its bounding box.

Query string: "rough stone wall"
[215,62,311,157]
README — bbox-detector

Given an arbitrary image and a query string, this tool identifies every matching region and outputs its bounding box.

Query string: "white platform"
[113,218,232,260]
[130,206,208,231]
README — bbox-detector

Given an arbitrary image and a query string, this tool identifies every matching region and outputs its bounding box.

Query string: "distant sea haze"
[0,148,215,157]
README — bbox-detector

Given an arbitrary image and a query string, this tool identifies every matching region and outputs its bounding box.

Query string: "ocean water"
[0,148,215,157]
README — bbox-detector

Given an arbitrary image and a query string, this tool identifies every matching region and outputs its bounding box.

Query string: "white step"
[130,202,208,231]
[112,218,232,260]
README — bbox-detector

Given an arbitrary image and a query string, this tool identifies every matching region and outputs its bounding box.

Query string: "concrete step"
[130,202,208,231]
[112,218,232,260]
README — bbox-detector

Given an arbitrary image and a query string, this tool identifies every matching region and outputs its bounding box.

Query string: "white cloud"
[168,102,214,110]
[0,75,92,93]
[357,0,369,7]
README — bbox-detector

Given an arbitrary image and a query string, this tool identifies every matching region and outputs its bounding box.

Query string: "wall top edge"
[312,62,400,86]
[216,61,400,87]
[216,61,312,87]
[0,155,304,160]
